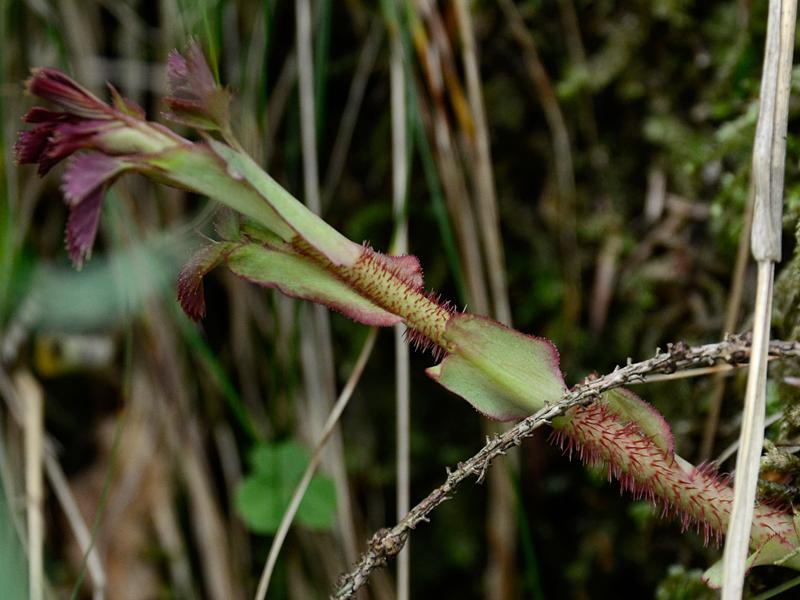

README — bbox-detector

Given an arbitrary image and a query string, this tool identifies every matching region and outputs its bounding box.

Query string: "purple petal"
[27,68,111,120]
[164,41,230,130]
[22,107,68,124]
[40,120,118,175]
[61,153,125,207]
[60,153,127,267]
[176,242,235,321]
[14,123,57,165]
[65,186,104,268]
[166,49,190,95]
[16,116,115,175]
[167,41,216,98]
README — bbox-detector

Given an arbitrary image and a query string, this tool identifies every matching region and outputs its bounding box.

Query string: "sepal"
[177,241,237,320]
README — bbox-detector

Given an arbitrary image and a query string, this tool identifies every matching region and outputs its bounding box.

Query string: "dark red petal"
[14,123,57,165]
[61,153,125,207]
[27,68,111,120]
[65,186,104,268]
[176,242,235,321]
[22,107,68,124]
[40,120,116,175]
[60,153,128,267]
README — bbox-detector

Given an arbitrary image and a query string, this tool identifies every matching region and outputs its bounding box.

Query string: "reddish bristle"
[550,400,795,548]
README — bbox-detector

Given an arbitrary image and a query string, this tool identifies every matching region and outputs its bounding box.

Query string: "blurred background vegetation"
[2,0,800,598]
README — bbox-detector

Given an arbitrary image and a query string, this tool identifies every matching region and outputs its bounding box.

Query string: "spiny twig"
[333,336,800,599]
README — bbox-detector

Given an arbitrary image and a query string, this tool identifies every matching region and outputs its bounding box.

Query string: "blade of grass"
[699,181,755,461]
[752,574,800,599]
[509,467,545,600]
[0,368,30,600]
[407,2,489,314]
[70,359,129,600]
[175,313,263,442]
[0,366,107,599]
[499,0,581,328]
[44,445,107,600]
[198,0,220,82]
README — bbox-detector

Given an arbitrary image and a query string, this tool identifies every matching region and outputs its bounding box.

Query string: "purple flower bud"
[16,67,182,266]
[164,41,231,131]
[25,67,112,120]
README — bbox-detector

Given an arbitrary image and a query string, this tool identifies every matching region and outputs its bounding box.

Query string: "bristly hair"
[549,400,794,548]
[403,290,457,359]
[347,244,456,358]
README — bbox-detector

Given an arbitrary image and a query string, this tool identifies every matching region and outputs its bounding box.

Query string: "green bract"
[426,314,567,420]
[226,244,402,327]
[208,140,362,266]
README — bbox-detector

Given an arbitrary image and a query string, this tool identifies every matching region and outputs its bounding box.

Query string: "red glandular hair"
[550,401,795,547]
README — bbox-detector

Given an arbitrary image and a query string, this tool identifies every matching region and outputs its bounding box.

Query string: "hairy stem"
[333,337,800,598]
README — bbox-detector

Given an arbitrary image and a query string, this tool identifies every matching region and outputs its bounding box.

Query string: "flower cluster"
[16,69,184,265]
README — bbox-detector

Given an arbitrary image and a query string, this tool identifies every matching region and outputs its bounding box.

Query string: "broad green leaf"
[427,314,566,420]
[226,243,401,327]
[297,476,337,530]
[208,140,362,266]
[235,441,337,534]
[249,441,307,480]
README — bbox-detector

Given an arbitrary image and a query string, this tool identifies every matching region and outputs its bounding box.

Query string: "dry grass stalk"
[18,372,44,600]
[722,0,797,596]
[254,328,378,600]
[389,4,411,598]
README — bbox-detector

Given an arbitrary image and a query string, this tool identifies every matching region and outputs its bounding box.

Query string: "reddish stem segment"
[552,402,795,548]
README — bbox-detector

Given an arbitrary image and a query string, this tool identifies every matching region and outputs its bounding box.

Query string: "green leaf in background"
[234,440,336,534]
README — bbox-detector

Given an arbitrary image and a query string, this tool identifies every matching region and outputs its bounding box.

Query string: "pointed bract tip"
[176,242,234,321]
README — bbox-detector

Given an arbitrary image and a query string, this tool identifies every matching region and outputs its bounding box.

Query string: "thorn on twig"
[671,341,688,359]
